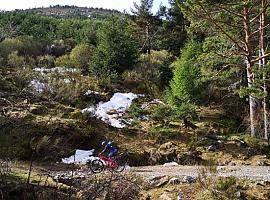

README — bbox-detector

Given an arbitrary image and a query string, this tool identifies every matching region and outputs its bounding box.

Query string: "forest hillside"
[1,0,270,199]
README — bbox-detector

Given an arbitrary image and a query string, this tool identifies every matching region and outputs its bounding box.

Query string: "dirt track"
[12,161,270,183]
[131,165,270,181]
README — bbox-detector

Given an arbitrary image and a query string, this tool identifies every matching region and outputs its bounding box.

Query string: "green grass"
[148,125,175,138]
[3,168,57,187]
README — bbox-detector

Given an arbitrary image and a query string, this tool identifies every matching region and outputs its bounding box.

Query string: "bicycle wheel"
[113,158,127,172]
[90,159,104,173]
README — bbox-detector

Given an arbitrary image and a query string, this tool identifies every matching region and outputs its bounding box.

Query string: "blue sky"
[0,0,169,14]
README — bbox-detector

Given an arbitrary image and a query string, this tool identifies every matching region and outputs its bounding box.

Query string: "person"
[99,141,118,159]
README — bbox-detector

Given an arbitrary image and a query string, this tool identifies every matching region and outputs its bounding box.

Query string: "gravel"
[131,165,270,182]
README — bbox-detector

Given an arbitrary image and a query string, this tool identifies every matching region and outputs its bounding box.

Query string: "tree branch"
[197,3,246,54]
[215,4,244,18]
[251,52,270,64]
[250,24,270,38]
[250,1,270,23]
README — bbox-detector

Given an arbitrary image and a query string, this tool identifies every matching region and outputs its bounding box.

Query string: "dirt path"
[9,160,270,183]
[131,165,270,182]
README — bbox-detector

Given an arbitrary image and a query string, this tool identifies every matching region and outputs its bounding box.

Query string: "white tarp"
[61,149,132,170]
[62,149,95,164]
[163,162,179,167]
[82,92,138,128]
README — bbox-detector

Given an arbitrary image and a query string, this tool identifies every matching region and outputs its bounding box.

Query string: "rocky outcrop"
[145,142,202,165]
[147,142,178,165]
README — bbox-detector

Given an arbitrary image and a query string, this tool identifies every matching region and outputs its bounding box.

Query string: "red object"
[99,155,109,161]
[99,155,117,168]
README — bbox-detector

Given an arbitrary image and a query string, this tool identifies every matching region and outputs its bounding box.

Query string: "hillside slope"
[18,5,124,19]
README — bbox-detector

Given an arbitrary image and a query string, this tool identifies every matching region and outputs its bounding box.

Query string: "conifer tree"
[177,0,270,137]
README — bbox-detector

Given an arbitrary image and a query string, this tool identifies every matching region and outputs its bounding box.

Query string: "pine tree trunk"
[246,59,257,137]
[260,0,268,141]
[263,66,268,141]
[244,7,259,137]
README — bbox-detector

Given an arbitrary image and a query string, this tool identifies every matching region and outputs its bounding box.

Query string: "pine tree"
[168,40,202,106]
[89,16,139,80]
[131,0,159,54]
[177,0,270,137]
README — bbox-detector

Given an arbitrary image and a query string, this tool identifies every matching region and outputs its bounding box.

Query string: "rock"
[177,192,183,200]
[235,191,242,198]
[163,162,179,167]
[256,181,265,186]
[168,177,181,185]
[207,144,217,151]
[149,176,169,187]
[183,175,196,183]
[140,115,150,121]
[159,192,172,200]
[207,140,223,152]
[257,160,269,166]
[235,139,247,148]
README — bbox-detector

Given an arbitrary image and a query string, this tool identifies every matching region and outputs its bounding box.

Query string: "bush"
[95,69,118,89]
[7,51,25,68]
[6,66,34,90]
[34,72,98,107]
[197,160,245,200]
[241,135,263,147]
[82,173,143,200]
[216,177,237,191]
[148,102,196,124]
[0,36,44,67]
[150,104,173,122]
[53,39,75,55]
[54,54,71,68]
[127,103,146,119]
[172,102,197,120]
[69,43,93,73]
[54,43,93,72]
[37,55,55,68]
[122,50,174,97]
[0,36,44,59]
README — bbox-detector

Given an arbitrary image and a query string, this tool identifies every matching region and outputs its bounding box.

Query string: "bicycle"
[88,154,128,173]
